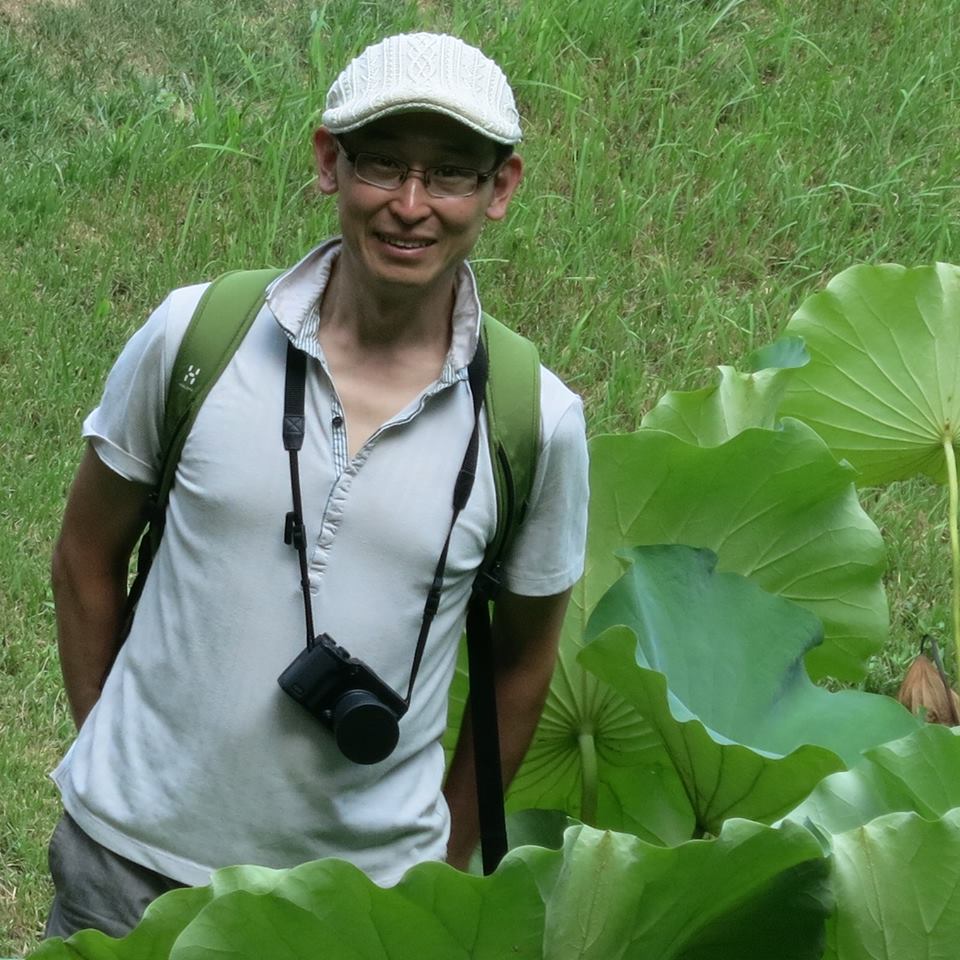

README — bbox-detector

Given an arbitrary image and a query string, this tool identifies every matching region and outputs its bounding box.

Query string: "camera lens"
[333,689,400,764]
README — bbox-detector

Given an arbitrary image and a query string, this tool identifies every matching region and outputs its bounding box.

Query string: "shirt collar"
[266,238,482,377]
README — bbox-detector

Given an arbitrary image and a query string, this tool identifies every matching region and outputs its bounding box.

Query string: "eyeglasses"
[337,144,498,199]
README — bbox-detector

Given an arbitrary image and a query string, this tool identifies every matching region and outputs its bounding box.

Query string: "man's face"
[314,112,522,300]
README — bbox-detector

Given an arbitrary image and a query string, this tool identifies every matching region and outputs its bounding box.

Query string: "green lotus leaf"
[584,422,886,680]
[641,337,809,446]
[501,808,573,851]
[23,941,81,959]
[27,885,214,959]
[785,725,960,836]
[748,336,810,373]
[516,819,830,960]
[445,630,695,845]
[170,864,545,959]
[32,858,546,960]
[170,893,337,959]
[187,858,545,960]
[463,808,575,875]
[504,620,694,841]
[579,545,918,833]
[780,262,960,486]
[27,864,327,960]
[825,809,960,959]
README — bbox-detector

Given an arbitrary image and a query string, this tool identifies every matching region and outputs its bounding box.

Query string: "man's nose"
[389,171,432,217]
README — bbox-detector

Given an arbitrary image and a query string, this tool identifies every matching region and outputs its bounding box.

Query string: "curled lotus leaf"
[579,545,918,834]
[583,423,886,681]
[641,336,809,446]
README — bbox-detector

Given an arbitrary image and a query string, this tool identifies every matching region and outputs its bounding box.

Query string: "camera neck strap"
[282,338,488,707]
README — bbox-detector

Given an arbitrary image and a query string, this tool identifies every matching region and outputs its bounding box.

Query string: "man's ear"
[314,127,340,195]
[485,154,523,222]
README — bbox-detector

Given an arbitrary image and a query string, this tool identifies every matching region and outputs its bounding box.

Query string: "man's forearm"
[444,589,570,869]
[443,661,551,870]
[51,445,151,729]
[52,551,128,729]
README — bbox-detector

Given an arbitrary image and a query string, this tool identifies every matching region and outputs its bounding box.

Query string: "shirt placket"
[329,394,349,476]
[308,361,467,589]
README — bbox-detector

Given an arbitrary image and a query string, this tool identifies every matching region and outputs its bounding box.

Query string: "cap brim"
[323,101,521,145]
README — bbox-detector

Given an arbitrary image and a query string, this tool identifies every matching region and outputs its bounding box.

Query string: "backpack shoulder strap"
[151,267,283,548]
[479,312,541,588]
[117,268,282,651]
[466,313,540,874]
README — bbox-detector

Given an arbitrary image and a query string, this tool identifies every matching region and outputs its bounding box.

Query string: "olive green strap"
[468,316,539,873]
[479,312,541,586]
[150,267,284,551]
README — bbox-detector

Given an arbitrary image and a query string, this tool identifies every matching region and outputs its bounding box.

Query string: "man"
[47,32,588,938]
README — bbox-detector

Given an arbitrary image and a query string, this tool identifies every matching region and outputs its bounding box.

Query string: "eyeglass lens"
[354,153,480,197]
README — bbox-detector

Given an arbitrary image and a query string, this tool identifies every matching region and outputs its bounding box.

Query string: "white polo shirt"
[53,240,588,886]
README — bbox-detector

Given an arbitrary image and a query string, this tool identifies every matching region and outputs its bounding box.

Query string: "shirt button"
[332,415,344,429]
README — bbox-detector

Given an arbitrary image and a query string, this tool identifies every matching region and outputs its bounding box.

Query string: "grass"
[2,0,960,951]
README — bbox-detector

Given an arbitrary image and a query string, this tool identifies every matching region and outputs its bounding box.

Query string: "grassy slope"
[2,0,958,951]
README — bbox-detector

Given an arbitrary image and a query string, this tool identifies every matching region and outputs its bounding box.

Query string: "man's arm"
[51,443,152,729]
[443,586,571,870]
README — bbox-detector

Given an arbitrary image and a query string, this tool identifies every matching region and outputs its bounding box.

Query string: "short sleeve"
[82,283,209,484]
[500,368,589,596]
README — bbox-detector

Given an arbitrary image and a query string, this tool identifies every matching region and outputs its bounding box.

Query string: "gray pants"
[45,813,187,940]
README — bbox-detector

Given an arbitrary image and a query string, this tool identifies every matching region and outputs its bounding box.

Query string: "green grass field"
[2,0,959,951]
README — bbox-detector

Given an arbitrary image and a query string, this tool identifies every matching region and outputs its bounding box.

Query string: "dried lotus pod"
[897,654,960,725]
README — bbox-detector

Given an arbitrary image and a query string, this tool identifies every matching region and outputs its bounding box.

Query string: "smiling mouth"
[376,233,435,250]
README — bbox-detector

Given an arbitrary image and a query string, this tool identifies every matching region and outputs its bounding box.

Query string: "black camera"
[278,633,407,765]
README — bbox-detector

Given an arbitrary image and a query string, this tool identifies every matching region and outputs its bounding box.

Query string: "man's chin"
[364,259,456,295]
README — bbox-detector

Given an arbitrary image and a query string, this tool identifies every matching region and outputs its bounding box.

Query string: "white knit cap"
[323,33,522,145]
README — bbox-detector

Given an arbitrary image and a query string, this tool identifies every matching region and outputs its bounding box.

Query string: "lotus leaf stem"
[943,433,960,679]
[578,729,598,825]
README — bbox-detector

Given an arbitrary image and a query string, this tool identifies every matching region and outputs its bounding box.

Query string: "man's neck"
[314,254,462,457]
[318,255,456,356]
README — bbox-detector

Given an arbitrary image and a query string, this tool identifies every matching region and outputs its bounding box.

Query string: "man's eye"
[364,155,404,175]
[432,165,472,180]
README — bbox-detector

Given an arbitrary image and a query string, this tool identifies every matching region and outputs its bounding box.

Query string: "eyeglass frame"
[334,139,503,199]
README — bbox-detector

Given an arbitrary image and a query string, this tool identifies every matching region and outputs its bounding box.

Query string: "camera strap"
[281,339,488,704]
[283,339,508,874]
[282,344,317,647]
[405,337,487,703]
